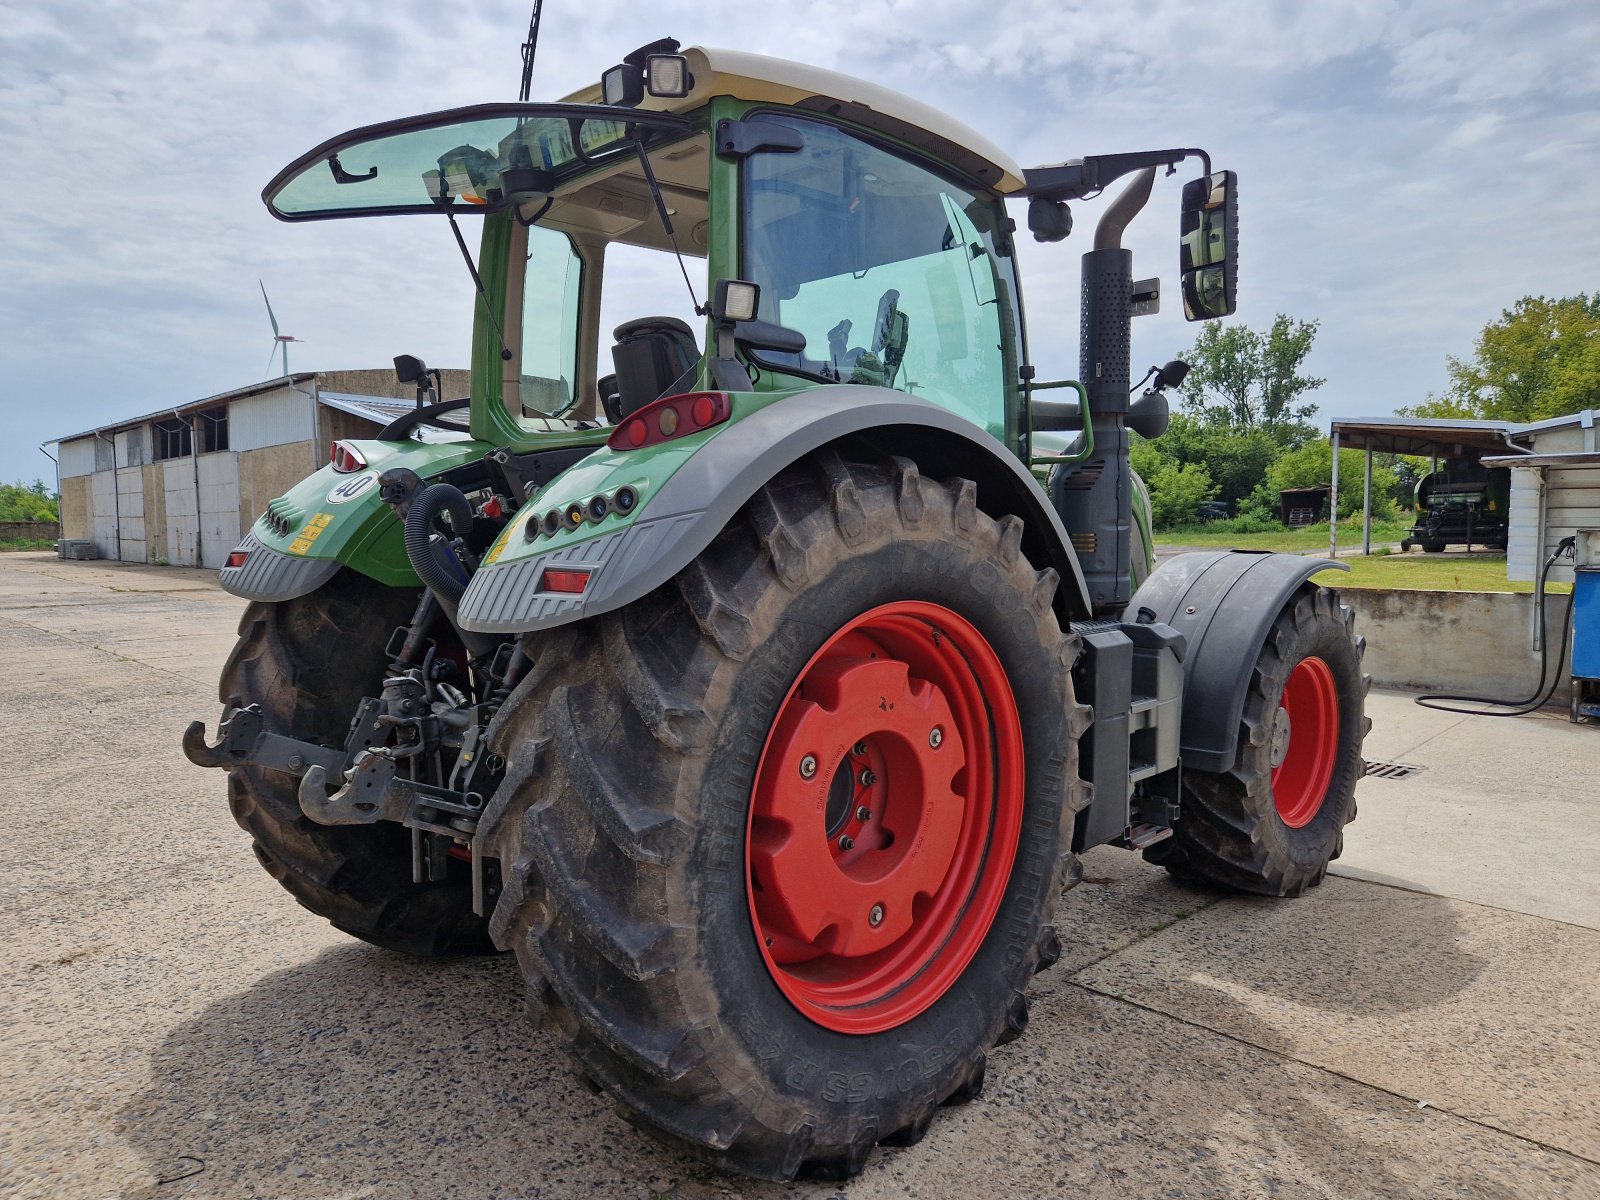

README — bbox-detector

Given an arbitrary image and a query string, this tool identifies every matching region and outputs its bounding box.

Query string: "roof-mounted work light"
[646,54,693,98]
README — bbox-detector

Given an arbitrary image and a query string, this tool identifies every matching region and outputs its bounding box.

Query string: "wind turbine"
[259,280,303,378]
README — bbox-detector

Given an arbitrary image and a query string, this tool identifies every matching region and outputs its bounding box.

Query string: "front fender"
[457,387,1092,634]
[218,439,491,602]
[1127,550,1348,774]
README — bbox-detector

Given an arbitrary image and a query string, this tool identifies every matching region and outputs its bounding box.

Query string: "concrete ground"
[1,549,1596,1200]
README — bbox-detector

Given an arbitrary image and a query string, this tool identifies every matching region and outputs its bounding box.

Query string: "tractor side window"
[518,224,584,418]
[742,115,1014,437]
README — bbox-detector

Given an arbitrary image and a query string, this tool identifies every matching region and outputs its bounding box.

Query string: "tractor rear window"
[265,104,690,221]
[742,115,1019,439]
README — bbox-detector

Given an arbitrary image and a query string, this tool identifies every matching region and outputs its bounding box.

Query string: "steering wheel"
[377,397,471,440]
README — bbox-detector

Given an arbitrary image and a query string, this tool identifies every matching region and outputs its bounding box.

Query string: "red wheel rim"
[746,601,1024,1034]
[1272,656,1340,828]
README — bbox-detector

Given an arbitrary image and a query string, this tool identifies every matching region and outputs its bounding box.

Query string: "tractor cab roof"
[564,45,1026,195]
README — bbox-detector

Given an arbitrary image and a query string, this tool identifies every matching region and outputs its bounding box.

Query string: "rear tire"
[1422,539,1447,553]
[220,570,495,955]
[482,452,1083,1179]
[1146,585,1368,896]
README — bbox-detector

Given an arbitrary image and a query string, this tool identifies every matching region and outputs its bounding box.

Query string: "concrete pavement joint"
[1327,864,1600,934]
[1064,978,1600,1170]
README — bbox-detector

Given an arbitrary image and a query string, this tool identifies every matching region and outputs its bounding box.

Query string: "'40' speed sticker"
[326,472,378,504]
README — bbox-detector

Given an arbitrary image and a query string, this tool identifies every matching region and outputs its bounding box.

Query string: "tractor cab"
[262,45,1039,450]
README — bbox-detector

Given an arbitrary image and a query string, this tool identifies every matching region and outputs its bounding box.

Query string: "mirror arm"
[1022,147,1210,203]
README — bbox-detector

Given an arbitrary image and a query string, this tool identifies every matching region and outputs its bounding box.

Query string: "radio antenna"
[519,1,543,101]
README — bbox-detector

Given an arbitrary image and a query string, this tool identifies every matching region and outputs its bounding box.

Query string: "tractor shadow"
[114,869,1560,1200]
[986,862,1547,1199]
[113,945,710,1200]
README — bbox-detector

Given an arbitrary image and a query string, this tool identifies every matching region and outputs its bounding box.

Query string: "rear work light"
[539,568,592,595]
[330,441,367,473]
[607,392,731,451]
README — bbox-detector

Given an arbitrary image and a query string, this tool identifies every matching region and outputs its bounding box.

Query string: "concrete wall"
[59,475,90,540]
[1341,587,1575,705]
[238,440,315,529]
[318,368,471,402]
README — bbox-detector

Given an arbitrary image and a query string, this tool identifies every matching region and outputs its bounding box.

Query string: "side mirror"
[394,354,428,384]
[1179,170,1238,321]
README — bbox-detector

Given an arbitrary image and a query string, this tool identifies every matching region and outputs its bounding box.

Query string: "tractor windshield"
[264,103,690,221]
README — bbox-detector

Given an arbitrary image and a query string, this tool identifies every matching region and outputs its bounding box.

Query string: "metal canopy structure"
[1328,416,1527,459]
[1325,417,1531,558]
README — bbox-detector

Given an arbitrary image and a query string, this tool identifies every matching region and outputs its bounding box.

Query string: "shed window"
[153,417,192,461]
[199,406,229,452]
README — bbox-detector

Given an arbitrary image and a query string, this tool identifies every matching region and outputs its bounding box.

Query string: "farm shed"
[51,368,466,567]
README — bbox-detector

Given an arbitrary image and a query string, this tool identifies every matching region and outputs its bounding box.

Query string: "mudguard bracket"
[1127,550,1348,774]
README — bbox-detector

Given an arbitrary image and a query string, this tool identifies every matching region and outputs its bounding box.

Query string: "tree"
[0,480,58,522]
[1247,442,1398,521]
[1176,314,1325,443]
[1405,294,1600,422]
[1147,413,1279,510]
[1130,432,1218,527]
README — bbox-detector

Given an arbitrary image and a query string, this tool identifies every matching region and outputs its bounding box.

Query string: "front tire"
[483,452,1083,1179]
[1146,585,1368,896]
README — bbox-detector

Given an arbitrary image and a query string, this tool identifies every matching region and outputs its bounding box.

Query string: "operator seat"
[609,317,700,422]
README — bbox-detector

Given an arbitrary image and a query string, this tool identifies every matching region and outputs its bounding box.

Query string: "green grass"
[0,538,55,552]
[1156,517,1411,552]
[1305,552,1570,594]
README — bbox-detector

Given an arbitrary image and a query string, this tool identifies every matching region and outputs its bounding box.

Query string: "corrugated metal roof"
[1329,409,1598,457]
[318,391,472,442]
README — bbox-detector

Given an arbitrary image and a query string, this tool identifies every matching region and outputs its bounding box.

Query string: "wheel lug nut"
[855,805,871,822]
[799,754,817,779]
[853,741,868,756]
[868,903,884,927]
[839,835,855,851]
[929,726,944,749]
[858,769,876,787]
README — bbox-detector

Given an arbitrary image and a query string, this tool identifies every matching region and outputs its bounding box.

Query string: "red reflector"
[330,440,367,473]
[540,568,591,594]
[225,550,250,569]
[608,392,731,450]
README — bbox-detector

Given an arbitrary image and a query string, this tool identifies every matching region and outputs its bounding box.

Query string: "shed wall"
[59,438,96,479]
[238,441,315,530]
[1507,464,1600,583]
[231,389,315,451]
[59,475,90,539]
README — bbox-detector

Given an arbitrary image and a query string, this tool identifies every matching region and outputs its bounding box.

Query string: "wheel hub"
[1268,706,1292,768]
[746,601,1023,1034]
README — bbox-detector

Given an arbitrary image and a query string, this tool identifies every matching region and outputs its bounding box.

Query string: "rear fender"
[1128,550,1349,773]
[457,386,1093,634]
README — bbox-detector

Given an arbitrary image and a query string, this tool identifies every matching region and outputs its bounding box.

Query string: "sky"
[3,0,1598,488]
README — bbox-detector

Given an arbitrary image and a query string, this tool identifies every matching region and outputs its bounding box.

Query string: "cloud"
[2,0,1598,488]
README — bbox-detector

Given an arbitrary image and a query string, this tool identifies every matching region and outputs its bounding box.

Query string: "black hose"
[404,483,474,604]
[1415,540,1577,716]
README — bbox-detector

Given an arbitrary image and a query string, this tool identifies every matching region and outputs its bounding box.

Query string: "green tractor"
[186,39,1367,1181]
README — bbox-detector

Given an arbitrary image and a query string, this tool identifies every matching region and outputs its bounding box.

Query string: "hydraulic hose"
[404,483,475,604]
[1414,538,1577,716]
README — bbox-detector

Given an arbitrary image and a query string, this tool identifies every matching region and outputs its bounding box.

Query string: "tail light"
[539,568,591,594]
[330,440,367,473]
[225,549,250,569]
[607,392,731,451]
